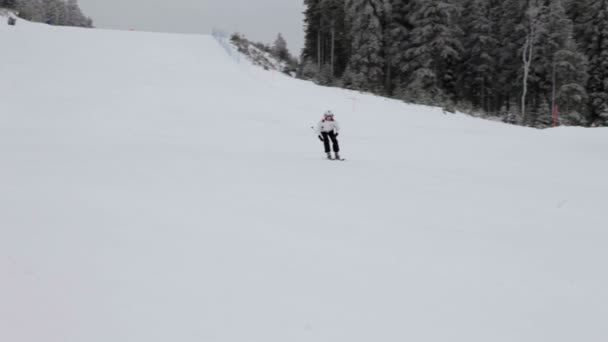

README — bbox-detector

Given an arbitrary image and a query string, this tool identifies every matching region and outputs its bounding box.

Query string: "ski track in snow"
[1,17,608,342]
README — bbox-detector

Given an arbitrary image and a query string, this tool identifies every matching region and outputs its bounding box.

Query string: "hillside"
[1,18,608,342]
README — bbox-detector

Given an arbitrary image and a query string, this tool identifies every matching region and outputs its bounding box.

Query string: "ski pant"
[321,131,340,153]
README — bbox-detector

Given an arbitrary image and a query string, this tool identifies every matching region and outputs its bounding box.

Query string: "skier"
[316,110,341,160]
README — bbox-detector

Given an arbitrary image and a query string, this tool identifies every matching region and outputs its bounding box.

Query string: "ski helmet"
[324,110,334,118]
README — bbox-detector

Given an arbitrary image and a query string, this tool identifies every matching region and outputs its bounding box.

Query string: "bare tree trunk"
[385,61,392,95]
[551,61,557,126]
[317,30,322,72]
[522,5,540,124]
[482,78,486,113]
[522,33,534,124]
[330,20,335,78]
[322,33,326,67]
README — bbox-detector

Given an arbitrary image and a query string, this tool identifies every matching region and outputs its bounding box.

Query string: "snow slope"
[1,19,608,342]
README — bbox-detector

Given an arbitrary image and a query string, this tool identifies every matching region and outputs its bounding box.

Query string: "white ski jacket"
[316,119,340,134]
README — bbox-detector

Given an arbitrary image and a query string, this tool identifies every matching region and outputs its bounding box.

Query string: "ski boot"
[326,152,333,160]
[334,152,341,160]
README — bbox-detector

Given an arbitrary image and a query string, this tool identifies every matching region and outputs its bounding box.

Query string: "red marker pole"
[551,63,559,127]
[553,104,559,127]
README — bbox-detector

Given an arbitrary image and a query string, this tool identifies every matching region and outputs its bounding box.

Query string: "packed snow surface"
[1,18,608,342]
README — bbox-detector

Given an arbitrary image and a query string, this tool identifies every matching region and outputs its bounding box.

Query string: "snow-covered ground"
[1,17,608,342]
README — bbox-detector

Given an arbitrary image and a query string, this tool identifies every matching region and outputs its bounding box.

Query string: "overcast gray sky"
[78,0,306,54]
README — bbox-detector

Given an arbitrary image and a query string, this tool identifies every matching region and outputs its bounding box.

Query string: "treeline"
[1,0,93,28]
[301,0,608,127]
[231,33,299,75]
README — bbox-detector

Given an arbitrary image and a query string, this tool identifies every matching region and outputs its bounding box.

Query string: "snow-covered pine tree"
[533,0,588,126]
[342,0,386,93]
[43,0,68,25]
[301,0,348,82]
[552,47,589,125]
[533,96,553,128]
[459,0,498,113]
[384,0,415,95]
[518,0,550,124]
[401,0,463,105]
[321,0,348,79]
[0,0,17,9]
[494,0,528,117]
[584,0,608,125]
[566,0,592,45]
[15,0,42,21]
[65,0,90,27]
[530,1,560,124]
[501,105,519,124]
[302,0,322,71]
[14,0,93,27]
[272,34,290,61]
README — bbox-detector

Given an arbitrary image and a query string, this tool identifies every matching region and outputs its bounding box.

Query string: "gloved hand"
[334,132,339,137]
[318,135,324,142]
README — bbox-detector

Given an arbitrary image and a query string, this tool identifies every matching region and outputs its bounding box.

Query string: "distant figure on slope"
[316,110,341,160]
